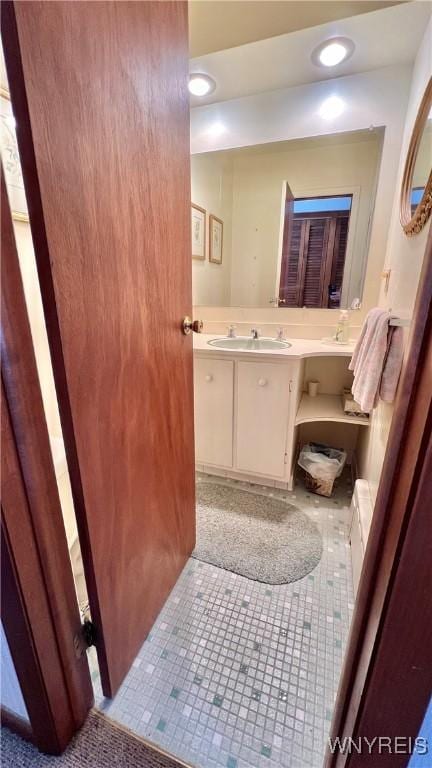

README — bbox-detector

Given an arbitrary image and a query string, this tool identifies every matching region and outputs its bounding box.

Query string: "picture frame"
[191,203,206,260]
[209,214,223,264]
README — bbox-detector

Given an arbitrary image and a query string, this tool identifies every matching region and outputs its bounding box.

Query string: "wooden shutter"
[282,211,350,308]
[301,217,329,307]
[279,189,352,309]
[282,216,329,308]
[329,215,350,308]
[280,218,304,306]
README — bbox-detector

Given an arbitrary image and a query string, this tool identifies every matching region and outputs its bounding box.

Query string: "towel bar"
[389,317,410,327]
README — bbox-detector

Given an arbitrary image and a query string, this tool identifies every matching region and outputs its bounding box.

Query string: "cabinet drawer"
[194,357,234,468]
[236,362,291,478]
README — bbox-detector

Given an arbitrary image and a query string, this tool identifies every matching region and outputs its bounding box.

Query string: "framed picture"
[1,87,29,222]
[191,203,206,260]
[209,214,223,264]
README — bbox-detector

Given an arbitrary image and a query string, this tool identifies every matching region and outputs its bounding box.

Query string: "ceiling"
[189,1,406,58]
[189,2,430,106]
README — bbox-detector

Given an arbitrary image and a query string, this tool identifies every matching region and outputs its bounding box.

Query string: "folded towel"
[380,324,404,403]
[348,308,404,412]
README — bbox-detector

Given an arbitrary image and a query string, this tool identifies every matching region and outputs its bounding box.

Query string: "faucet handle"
[227,324,237,338]
[276,327,285,341]
[250,327,261,339]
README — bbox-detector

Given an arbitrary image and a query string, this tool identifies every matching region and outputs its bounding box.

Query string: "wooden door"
[278,183,294,305]
[236,361,292,478]
[194,358,234,468]
[280,211,350,308]
[298,216,331,307]
[3,1,195,697]
[329,216,349,308]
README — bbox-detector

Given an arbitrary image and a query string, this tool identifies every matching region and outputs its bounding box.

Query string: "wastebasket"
[298,442,347,497]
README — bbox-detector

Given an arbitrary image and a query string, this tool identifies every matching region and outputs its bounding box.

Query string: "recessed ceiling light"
[312,37,355,68]
[189,73,216,97]
[319,95,345,120]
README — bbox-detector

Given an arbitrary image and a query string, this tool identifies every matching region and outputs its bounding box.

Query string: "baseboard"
[350,451,359,486]
[196,464,290,490]
[1,705,33,743]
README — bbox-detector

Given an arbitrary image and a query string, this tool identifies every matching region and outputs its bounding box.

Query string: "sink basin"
[207,337,291,351]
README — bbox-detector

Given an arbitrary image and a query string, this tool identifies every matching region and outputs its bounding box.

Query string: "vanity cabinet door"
[194,358,234,468]
[236,362,291,478]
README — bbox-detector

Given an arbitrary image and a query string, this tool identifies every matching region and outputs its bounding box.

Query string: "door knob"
[258,378,268,387]
[182,316,203,335]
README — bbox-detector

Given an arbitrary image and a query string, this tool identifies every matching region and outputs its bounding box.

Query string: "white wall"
[191,152,233,305]
[1,623,29,721]
[226,134,381,307]
[358,20,432,502]
[191,64,412,335]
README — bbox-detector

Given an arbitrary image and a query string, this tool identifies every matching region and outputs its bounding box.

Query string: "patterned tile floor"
[93,472,355,768]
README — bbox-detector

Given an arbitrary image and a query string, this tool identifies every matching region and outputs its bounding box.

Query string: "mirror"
[191,128,383,308]
[400,77,432,236]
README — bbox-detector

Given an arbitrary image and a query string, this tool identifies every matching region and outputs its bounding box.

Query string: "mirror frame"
[400,76,432,237]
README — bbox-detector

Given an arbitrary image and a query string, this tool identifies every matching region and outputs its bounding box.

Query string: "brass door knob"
[182,316,203,335]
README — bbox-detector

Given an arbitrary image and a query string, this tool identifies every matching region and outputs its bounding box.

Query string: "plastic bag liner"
[298,443,347,497]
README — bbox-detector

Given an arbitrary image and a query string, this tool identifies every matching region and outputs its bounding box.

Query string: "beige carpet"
[1,710,192,768]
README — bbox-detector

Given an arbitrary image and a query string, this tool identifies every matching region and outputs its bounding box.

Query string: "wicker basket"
[304,471,335,498]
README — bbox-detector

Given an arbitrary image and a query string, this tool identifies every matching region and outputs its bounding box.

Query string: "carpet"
[0,710,191,768]
[192,481,322,584]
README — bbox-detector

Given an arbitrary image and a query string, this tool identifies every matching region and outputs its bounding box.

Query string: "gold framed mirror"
[400,77,432,236]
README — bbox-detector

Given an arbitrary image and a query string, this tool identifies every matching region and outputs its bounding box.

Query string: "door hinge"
[82,618,97,648]
[73,618,97,658]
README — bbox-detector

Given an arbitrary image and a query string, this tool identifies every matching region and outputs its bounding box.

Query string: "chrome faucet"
[227,324,237,338]
[276,327,285,341]
[251,327,260,340]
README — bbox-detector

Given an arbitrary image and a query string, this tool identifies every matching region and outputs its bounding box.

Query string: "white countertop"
[193,334,355,360]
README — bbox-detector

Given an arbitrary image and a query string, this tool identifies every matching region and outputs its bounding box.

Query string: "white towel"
[349,308,404,412]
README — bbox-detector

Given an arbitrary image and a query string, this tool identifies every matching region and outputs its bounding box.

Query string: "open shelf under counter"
[295,393,370,427]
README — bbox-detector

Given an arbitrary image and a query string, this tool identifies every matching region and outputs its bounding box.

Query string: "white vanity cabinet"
[193,336,368,489]
[236,361,293,478]
[194,357,234,468]
[194,350,298,485]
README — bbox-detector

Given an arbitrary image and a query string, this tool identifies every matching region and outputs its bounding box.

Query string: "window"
[279,194,352,309]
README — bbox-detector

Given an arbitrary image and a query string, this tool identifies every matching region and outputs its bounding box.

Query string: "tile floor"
[93,472,355,768]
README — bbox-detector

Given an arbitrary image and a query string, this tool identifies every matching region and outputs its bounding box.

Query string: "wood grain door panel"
[301,217,330,307]
[278,183,294,305]
[4,0,195,697]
